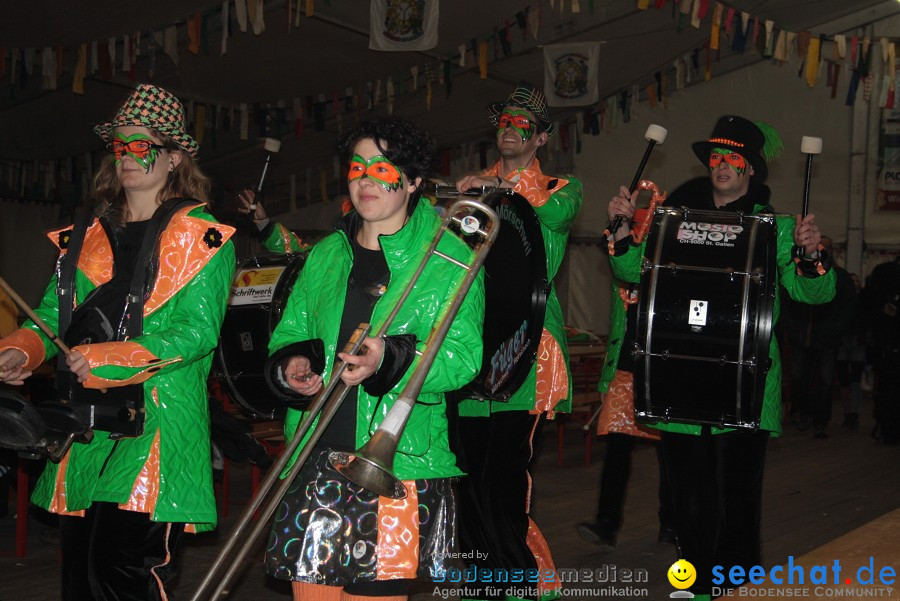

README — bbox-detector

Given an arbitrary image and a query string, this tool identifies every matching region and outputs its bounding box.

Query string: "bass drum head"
[464,190,548,401]
[633,208,776,429]
[216,252,307,419]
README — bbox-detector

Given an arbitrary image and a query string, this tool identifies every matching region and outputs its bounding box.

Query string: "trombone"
[191,198,500,601]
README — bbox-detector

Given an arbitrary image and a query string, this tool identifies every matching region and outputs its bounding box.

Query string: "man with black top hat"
[606,115,836,601]
[453,84,582,601]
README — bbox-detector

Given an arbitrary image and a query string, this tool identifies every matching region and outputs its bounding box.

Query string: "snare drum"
[632,207,777,430]
[216,253,307,419]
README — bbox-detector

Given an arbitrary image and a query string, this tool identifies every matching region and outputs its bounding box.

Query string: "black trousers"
[596,433,670,532]
[59,502,185,601]
[455,411,546,599]
[660,429,769,597]
[789,344,839,428]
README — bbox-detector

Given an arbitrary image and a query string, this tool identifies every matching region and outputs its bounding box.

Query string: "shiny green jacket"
[609,201,835,436]
[2,206,235,531]
[269,198,485,480]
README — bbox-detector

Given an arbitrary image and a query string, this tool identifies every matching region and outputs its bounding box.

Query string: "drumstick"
[0,276,108,393]
[607,124,668,237]
[800,136,822,218]
[250,138,282,210]
[0,276,70,354]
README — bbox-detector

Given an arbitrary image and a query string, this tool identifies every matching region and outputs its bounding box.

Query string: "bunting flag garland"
[805,36,821,88]
[543,42,601,107]
[369,0,439,51]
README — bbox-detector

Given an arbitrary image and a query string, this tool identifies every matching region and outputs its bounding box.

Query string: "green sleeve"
[532,177,583,233]
[260,221,307,254]
[775,215,836,305]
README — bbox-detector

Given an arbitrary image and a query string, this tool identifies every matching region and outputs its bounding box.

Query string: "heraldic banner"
[543,42,601,107]
[370,0,439,51]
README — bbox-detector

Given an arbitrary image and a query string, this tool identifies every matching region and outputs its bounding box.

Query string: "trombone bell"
[329,430,407,499]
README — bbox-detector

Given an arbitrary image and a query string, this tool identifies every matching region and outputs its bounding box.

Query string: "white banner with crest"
[370,0,439,51]
[543,42,601,107]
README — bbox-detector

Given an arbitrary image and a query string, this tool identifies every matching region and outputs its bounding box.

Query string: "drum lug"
[631,343,645,358]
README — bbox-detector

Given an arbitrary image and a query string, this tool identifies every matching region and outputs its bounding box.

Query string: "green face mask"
[348,153,404,191]
[109,132,166,173]
[497,108,535,142]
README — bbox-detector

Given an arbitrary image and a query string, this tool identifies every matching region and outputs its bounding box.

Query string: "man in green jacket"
[454,84,582,601]
[606,115,835,600]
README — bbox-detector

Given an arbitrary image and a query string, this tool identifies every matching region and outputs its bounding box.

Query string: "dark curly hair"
[337,116,435,183]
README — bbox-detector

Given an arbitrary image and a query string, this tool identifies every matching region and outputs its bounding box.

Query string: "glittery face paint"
[497,108,535,142]
[110,132,166,173]
[348,153,404,192]
[709,147,747,174]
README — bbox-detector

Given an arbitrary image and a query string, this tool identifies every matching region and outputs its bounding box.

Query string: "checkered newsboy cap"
[487,83,555,137]
[94,83,199,158]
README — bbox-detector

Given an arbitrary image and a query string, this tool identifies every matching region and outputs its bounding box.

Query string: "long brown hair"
[92,129,211,225]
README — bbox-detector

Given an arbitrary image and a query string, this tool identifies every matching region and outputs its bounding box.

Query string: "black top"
[65,219,151,347]
[317,236,391,451]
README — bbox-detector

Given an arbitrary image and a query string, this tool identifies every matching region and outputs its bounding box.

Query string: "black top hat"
[692,115,771,181]
[487,84,555,137]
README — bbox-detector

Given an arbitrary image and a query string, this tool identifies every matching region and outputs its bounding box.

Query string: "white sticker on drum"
[229,266,286,306]
[689,300,708,326]
[460,215,481,234]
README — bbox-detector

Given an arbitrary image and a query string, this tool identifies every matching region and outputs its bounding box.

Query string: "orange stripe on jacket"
[532,328,569,416]
[375,480,419,580]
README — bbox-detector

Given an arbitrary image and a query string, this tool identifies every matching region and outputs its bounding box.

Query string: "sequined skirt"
[264,447,457,585]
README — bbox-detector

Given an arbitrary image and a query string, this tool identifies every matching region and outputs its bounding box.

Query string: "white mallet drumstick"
[250,138,282,210]
[800,136,822,218]
[609,124,669,236]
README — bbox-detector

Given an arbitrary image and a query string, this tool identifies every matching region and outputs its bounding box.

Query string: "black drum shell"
[216,252,307,419]
[460,190,548,402]
[633,207,777,430]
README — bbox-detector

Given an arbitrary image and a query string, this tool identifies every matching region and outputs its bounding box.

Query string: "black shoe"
[796,416,812,431]
[813,425,829,439]
[657,526,677,546]
[576,522,616,551]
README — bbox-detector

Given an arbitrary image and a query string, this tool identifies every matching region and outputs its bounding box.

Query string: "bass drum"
[462,190,548,401]
[216,253,307,419]
[633,207,777,430]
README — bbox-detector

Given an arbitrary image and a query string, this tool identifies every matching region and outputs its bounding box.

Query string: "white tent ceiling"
[1,0,898,203]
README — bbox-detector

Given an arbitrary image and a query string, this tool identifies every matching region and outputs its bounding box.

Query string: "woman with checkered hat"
[0,83,236,600]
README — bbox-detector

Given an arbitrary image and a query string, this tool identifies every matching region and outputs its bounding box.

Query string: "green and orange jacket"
[457,159,582,417]
[268,197,485,481]
[608,181,835,436]
[0,205,235,531]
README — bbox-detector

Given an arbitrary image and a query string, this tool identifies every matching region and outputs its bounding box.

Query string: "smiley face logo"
[668,559,697,589]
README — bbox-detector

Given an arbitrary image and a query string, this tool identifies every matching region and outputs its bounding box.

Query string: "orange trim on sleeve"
[47,452,86,517]
[144,206,236,315]
[72,341,182,389]
[120,429,161,515]
[375,480,419,580]
[1,327,47,371]
[532,328,570,415]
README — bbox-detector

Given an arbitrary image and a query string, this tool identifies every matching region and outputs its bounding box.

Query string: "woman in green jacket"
[0,84,235,600]
[263,117,485,601]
